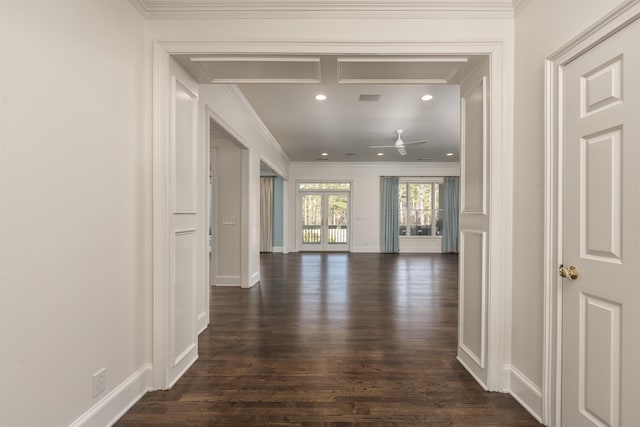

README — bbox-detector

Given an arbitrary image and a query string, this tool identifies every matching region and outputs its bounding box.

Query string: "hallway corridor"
[116,253,539,426]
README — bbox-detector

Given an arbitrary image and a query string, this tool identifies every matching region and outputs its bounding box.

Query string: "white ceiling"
[176,54,487,162]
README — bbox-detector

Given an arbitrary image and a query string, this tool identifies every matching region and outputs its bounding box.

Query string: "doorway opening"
[298,181,351,251]
[153,42,512,399]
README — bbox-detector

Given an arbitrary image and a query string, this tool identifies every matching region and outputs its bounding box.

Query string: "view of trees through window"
[399,182,444,237]
[299,182,350,190]
[300,183,350,245]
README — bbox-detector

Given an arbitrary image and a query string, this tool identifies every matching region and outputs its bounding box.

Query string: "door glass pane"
[302,194,322,244]
[327,194,348,244]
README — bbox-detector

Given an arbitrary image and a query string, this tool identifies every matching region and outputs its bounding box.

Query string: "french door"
[300,192,349,251]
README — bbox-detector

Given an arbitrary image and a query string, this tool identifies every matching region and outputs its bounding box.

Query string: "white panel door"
[562,18,640,426]
[167,59,202,386]
[457,58,490,387]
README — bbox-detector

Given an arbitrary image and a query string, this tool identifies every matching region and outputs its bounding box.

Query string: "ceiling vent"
[359,94,380,102]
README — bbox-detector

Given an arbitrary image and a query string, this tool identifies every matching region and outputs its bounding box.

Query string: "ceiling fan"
[368,129,427,156]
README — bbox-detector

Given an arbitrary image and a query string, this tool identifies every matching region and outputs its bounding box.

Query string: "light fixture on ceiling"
[315,94,327,101]
[446,152,454,157]
[321,152,329,156]
[421,94,434,101]
[377,152,384,156]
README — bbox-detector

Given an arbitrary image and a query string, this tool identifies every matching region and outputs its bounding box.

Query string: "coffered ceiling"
[176,54,487,162]
[147,1,514,164]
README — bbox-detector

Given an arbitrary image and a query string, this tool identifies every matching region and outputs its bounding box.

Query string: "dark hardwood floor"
[116,253,540,426]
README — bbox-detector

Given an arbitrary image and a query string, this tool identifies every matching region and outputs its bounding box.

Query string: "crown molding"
[129,0,516,19]
[512,0,533,16]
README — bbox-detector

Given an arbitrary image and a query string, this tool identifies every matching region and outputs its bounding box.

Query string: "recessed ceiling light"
[377,152,384,156]
[421,94,434,101]
[446,152,454,157]
[321,152,328,156]
[315,94,327,101]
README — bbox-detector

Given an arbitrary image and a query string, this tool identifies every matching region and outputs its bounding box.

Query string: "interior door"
[300,192,349,251]
[561,18,640,426]
[167,58,203,385]
[457,58,490,388]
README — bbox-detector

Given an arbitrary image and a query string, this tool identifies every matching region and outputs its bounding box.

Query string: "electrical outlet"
[92,368,106,398]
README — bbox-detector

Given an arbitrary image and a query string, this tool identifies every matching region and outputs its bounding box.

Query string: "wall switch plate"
[92,368,106,398]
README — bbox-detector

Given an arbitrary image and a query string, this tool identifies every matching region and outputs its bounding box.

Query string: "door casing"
[544,1,640,425]
[153,39,513,393]
[298,188,351,252]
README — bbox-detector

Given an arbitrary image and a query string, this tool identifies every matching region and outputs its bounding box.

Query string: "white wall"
[511,0,625,418]
[288,162,460,252]
[147,17,513,44]
[199,84,289,287]
[212,138,244,285]
[0,1,150,426]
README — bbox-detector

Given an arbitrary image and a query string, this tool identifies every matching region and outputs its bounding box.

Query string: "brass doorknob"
[559,264,579,280]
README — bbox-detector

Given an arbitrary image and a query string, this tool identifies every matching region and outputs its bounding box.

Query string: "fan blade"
[401,140,427,146]
[368,144,397,149]
[396,145,407,156]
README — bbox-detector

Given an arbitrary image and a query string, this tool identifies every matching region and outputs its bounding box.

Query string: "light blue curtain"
[441,176,460,253]
[380,176,400,253]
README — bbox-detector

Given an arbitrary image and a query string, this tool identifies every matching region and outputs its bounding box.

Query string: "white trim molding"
[512,0,532,16]
[458,230,488,375]
[70,365,153,427]
[129,0,516,19]
[543,1,640,426]
[215,275,242,286]
[508,365,543,423]
[153,37,513,397]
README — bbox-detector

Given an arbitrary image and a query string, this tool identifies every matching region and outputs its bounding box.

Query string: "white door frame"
[543,1,640,425]
[298,188,352,252]
[153,40,513,392]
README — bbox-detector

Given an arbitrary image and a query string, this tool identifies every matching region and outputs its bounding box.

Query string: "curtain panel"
[380,176,400,253]
[441,176,460,253]
[260,177,274,252]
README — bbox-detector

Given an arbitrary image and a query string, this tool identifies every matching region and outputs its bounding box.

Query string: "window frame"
[398,177,444,239]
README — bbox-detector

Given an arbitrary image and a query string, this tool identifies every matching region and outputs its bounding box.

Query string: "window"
[299,182,350,191]
[399,181,444,237]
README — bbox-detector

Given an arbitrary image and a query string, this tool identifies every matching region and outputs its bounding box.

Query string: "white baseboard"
[215,275,241,286]
[456,354,488,390]
[250,272,259,286]
[70,364,152,427]
[507,365,543,423]
[166,353,198,389]
[272,246,284,253]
